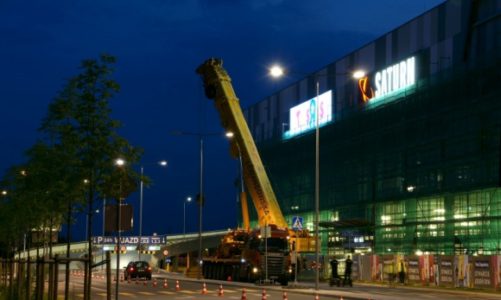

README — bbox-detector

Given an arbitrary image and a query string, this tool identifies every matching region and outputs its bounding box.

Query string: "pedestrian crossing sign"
[292,216,303,231]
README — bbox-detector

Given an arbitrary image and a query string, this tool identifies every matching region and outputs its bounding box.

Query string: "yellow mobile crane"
[196,58,315,284]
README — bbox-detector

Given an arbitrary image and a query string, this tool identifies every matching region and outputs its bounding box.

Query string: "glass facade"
[244,0,501,256]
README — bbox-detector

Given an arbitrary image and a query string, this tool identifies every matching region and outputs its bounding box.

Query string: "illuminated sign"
[375,56,415,98]
[358,76,374,102]
[359,56,416,103]
[92,235,167,245]
[285,90,332,138]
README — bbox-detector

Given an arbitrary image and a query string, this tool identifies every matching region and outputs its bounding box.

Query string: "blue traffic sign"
[292,216,303,231]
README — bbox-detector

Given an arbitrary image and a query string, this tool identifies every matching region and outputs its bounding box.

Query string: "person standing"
[329,257,339,286]
[344,255,353,287]
[398,260,406,284]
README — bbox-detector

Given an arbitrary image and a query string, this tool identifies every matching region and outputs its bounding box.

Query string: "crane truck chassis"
[202,226,292,285]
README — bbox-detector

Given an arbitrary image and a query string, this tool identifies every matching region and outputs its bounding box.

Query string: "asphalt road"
[63,274,323,300]
[59,271,501,300]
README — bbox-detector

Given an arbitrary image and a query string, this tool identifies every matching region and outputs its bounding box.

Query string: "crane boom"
[196,58,288,229]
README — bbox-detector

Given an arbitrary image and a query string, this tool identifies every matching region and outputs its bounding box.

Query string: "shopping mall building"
[244,0,500,258]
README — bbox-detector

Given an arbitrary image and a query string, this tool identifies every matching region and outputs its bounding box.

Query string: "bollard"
[241,288,247,300]
[152,278,157,287]
[163,279,168,288]
[283,291,288,300]
[261,289,267,300]
[201,282,208,294]
[218,284,224,296]
[175,280,180,291]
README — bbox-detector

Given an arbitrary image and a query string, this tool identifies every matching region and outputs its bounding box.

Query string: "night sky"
[0,0,444,241]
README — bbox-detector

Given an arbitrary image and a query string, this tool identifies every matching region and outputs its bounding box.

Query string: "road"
[60,271,501,300]
[64,274,313,300]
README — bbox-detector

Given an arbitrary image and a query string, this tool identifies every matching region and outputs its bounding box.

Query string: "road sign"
[292,216,303,231]
[260,226,271,238]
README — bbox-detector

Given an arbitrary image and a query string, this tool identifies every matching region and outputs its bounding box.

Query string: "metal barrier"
[0,251,112,300]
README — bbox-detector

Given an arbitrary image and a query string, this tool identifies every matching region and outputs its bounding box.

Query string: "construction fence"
[346,254,501,290]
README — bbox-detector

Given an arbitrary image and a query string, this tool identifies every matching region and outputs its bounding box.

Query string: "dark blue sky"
[0,0,443,240]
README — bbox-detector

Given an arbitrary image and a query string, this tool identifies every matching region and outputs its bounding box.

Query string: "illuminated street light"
[225,130,247,230]
[1,190,7,196]
[407,185,416,192]
[269,64,365,81]
[352,70,366,79]
[114,157,126,300]
[269,65,284,78]
[115,158,125,167]
[139,160,168,260]
[85,209,100,241]
[270,64,363,290]
[184,196,192,237]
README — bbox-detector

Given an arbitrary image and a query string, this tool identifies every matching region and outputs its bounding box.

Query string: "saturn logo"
[358,76,374,102]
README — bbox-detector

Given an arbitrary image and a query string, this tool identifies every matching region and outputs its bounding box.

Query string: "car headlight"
[252,267,259,274]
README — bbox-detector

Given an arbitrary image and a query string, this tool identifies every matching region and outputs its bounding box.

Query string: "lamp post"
[269,65,365,290]
[225,131,248,230]
[138,160,167,260]
[114,158,125,300]
[314,79,320,290]
[170,130,222,280]
[184,196,192,237]
[198,136,203,280]
[85,209,100,241]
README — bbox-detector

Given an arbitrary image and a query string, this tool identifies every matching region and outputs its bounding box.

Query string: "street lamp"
[170,130,223,280]
[225,131,249,230]
[85,209,100,241]
[114,157,125,300]
[270,65,365,290]
[138,160,168,260]
[184,196,192,237]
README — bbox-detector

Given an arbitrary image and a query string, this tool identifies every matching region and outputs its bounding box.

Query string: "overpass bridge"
[16,229,228,272]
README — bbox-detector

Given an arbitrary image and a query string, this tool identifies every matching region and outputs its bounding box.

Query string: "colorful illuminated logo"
[359,56,416,103]
[285,90,332,139]
[358,76,374,102]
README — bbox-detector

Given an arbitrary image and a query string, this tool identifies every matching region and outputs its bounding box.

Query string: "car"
[124,261,152,280]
